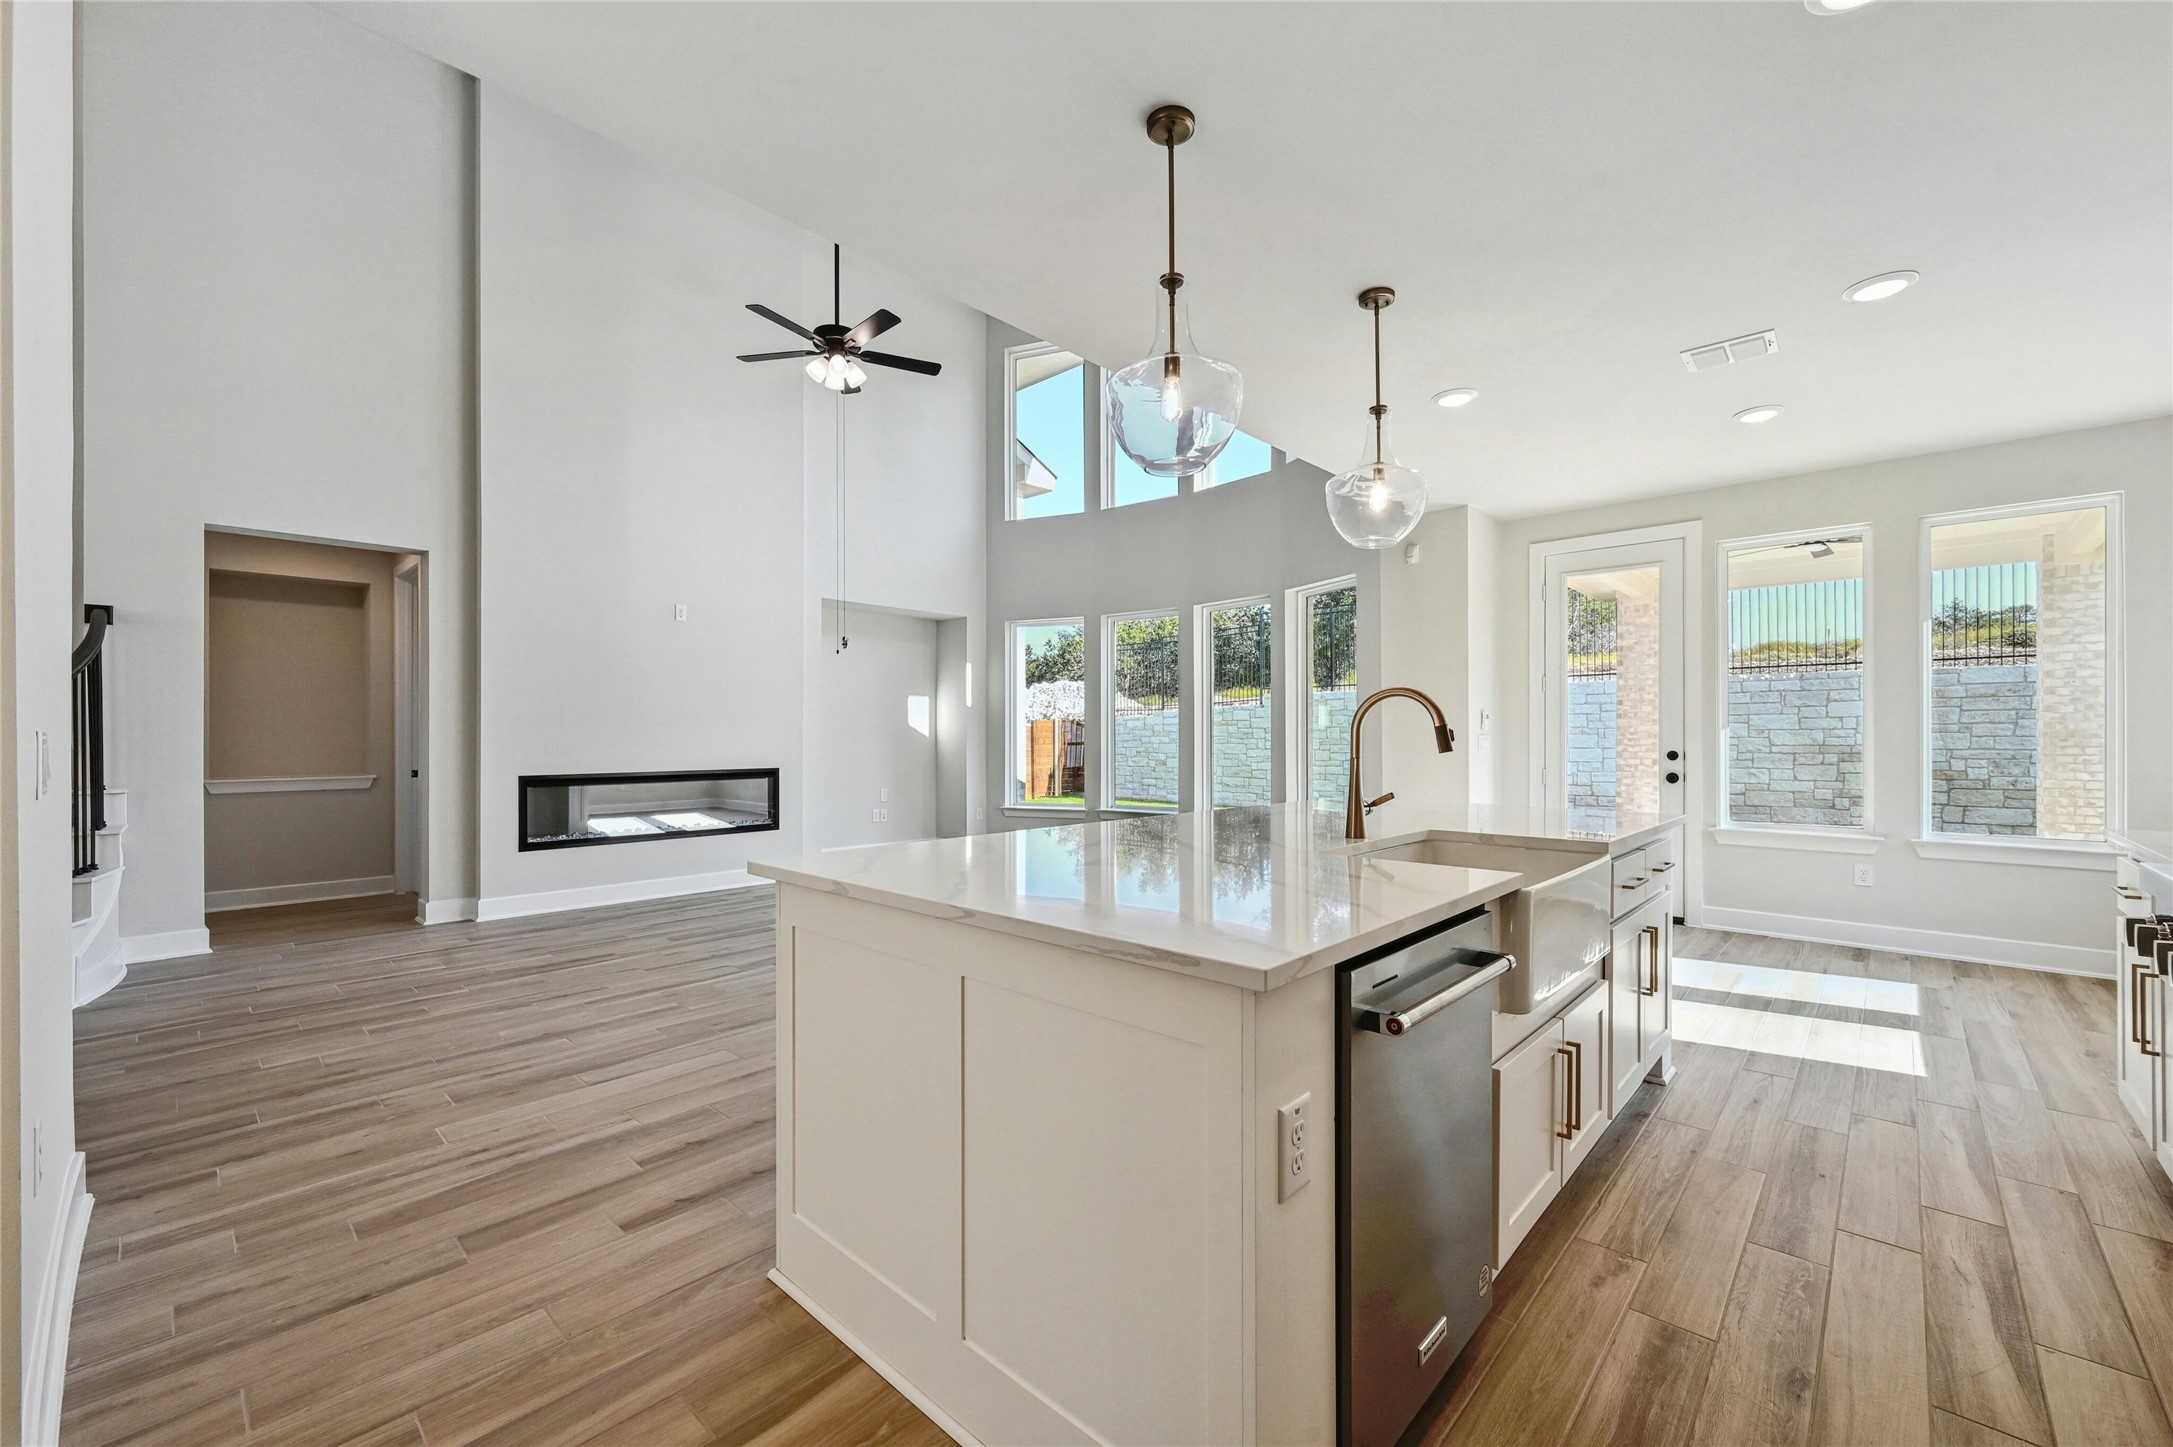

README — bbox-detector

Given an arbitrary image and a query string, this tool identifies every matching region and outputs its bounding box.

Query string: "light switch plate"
[1278,1093,1311,1201]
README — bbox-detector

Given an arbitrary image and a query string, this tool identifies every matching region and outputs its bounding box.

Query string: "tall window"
[1194,430,1276,490]
[1722,534,1868,830]
[1011,620,1086,807]
[1299,582,1358,811]
[1106,611,1180,811]
[1008,345,1088,519]
[1205,600,1274,808]
[1926,502,2110,841]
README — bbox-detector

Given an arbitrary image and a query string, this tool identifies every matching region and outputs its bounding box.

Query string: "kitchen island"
[750,801,1681,1447]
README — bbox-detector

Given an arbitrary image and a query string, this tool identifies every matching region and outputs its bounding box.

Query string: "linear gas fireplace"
[518,768,779,851]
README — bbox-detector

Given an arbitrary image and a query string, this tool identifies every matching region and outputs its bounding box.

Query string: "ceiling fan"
[738,243,943,393]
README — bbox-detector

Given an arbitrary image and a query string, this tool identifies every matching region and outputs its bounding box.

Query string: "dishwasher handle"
[1356,952,1516,1036]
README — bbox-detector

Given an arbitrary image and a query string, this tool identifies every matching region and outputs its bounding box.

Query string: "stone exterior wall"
[2036,549,2106,840]
[1615,594,1661,815]
[1111,708,1179,806]
[1211,701,1275,806]
[1567,675,1618,811]
[1307,688,1357,810]
[1930,664,2039,834]
[1725,668,1866,826]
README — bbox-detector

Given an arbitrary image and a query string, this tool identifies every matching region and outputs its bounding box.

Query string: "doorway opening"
[812,600,970,849]
[203,530,428,926]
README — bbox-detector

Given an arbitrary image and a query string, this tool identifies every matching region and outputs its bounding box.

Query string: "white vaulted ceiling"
[332,1,2173,517]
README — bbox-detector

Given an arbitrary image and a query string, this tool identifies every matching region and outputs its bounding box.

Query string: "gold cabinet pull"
[2144,971,2163,1059]
[2135,962,2151,1048]
[1564,1039,1584,1134]
[1640,924,1661,997]
[1555,1046,1577,1140]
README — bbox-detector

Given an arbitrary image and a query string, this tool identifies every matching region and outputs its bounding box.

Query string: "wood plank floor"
[65,887,946,1447]
[68,903,2173,1446]
[1418,928,2173,1447]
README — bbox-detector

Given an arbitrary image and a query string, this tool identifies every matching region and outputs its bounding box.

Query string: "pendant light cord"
[1161,134,1181,354]
[835,388,848,653]
[1371,303,1386,466]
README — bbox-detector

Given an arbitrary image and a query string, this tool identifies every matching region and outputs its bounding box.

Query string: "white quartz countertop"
[750,801,1683,992]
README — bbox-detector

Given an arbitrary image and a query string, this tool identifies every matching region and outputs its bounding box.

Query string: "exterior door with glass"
[1539,537,1689,828]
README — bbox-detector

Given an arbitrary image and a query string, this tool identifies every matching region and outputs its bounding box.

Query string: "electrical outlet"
[871,808,882,822]
[1854,863,1875,887]
[975,806,986,822]
[1278,1093,1311,1201]
[674,604,688,622]
[880,787,889,802]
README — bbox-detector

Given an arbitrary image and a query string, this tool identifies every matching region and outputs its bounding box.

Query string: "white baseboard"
[475,869,765,923]
[768,1268,980,1447]
[204,875,396,913]
[420,896,478,925]
[21,1153,91,1447]
[119,927,212,965]
[1695,904,2113,977]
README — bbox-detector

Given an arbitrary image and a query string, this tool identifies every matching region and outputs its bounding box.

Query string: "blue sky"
[1015,363,1273,515]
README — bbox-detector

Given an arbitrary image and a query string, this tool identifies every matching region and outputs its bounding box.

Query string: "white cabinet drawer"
[1611,847,1652,916]
[1644,830,1680,893]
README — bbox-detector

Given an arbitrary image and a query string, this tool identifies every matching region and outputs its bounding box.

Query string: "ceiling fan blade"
[746,303,818,342]
[844,308,901,349]
[858,349,942,377]
[737,350,814,363]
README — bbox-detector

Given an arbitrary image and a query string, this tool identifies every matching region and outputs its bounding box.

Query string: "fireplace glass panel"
[519,769,779,850]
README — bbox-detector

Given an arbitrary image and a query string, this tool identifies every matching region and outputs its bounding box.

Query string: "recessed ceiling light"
[1432,388,1478,408]
[1843,269,1920,302]
[1804,0,1876,13]
[1736,405,1784,425]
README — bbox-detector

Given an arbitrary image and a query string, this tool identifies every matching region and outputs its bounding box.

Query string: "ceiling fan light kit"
[1105,104,1244,479]
[1324,287,1429,550]
[738,243,942,393]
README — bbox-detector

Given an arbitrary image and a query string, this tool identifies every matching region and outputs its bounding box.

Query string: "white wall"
[477,87,987,911]
[1466,417,2171,969]
[8,0,88,1432]
[813,602,940,848]
[80,2,475,944]
[982,322,1382,824]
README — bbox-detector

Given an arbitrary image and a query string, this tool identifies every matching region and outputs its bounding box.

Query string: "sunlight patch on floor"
[1674,955,1920,1017]
[1672,996,1927,1075]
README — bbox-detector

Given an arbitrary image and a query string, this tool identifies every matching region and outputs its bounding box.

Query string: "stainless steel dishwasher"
[1337,905,1514,1447]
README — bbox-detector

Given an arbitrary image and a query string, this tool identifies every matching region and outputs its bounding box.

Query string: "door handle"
[1355,953,1516,1035]
[1555,1046,1577,1140]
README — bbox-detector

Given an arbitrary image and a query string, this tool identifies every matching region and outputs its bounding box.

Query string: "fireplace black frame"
[516,767,780,852]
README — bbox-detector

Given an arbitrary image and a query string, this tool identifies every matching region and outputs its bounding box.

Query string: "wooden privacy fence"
[1027,718,1087,800]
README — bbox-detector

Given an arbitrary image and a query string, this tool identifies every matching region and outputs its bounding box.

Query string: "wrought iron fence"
[1211,605,1272,706]
[1308,587,1357,692]
[1931,564,2037,665]
[1728,581,1864,671]
[1567,591,1618,677]
[1113,621,1179,712]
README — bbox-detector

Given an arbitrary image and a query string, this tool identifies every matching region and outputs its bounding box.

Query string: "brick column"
[2035,540,2106,840]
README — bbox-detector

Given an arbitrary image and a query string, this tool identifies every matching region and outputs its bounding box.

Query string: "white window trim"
[1917,490,2124,844]
[1286,575,1359,811]
[1003,342,1090,523]
[1716,522,1875,837]
[1908,835,2115,870]
[1710,825,1883,855]
[1196,594,1277,812]
[1006,616,1087,811]
[1102,607,1182,813]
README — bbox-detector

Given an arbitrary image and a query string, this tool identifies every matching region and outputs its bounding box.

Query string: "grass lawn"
[1020,796,1177,811]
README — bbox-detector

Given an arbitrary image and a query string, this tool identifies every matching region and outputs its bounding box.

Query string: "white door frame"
[392,558,426,904]
[1529,522,1704,921]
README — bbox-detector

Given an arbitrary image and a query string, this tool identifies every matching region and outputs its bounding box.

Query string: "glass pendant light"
[1324,287,1428,548]
[1106,104,1242,478]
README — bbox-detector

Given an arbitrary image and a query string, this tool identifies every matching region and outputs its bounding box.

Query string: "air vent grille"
[1681,329,1779,372]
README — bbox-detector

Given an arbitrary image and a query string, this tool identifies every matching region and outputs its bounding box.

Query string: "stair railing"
[72,603,113,877]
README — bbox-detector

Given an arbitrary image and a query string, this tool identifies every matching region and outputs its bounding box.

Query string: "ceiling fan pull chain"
[836,388,849,653]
